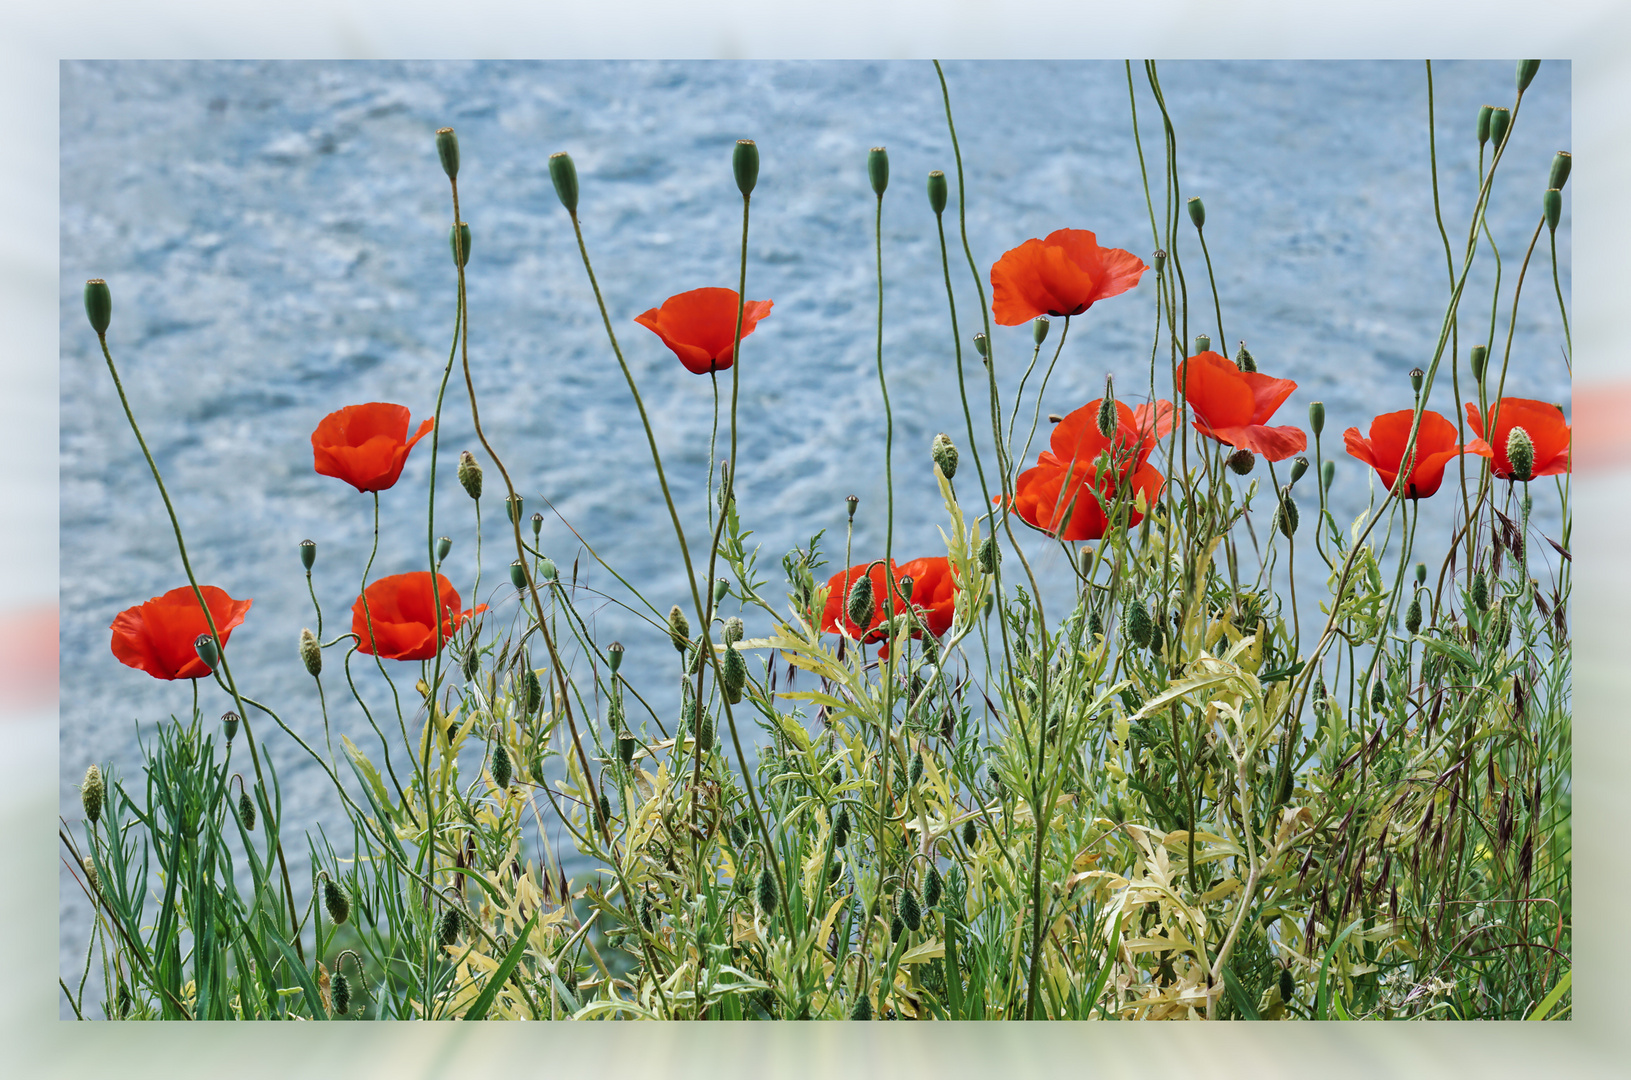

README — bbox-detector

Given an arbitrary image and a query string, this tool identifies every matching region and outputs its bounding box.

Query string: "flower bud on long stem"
[84,279,112,336]
[734,139,759,198]
[926,170,947,215]
[435,127,459,179]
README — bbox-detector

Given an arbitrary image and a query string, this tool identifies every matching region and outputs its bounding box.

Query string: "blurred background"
[8,0,1630,1076]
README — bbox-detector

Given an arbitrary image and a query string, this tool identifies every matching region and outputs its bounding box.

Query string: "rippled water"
[59,60,1569,1002]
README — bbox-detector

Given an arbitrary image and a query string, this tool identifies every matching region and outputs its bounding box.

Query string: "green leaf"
[1221,964,1260,1019]
[1314,918,1365,1020]
[260,911,326,1018]
[1527,970,1571,1020]
[462,908,539,1021]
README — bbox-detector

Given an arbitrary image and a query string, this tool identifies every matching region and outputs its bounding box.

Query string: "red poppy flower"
[822,557,959,654]
[110,585,253,680]
[1464,398,1571,479]
[1010,399,1173,542]
[352,572,486,661]
[634,287,774,375]
[1175,350,1306,462]
[1343,409,1472,499]
[312,403,434,493]
[989,229,1148,326]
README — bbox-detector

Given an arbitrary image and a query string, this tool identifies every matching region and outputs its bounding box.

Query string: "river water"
[59,60,1569,1007]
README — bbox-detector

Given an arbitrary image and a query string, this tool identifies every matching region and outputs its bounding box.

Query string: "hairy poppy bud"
[457,451,482,499]
[194,633,219,672]
[846,575,875,630]
[1088,610,1103,639]
[1477,105,1494,148]
[978,536,1001,575]
[1517,59,1541,93]
[734,139,759,198]
[1277,490,1300,538]
[332,970,351,1016]
[510,560,528,592]
[909,749,924,786]
[834,806,851,847]
[438,907,463,947]
[85,279,113,336]
[962,819,978,847]
[436,535,452,562]
[1406,595,1423,635]
[1371,679,1386,711]
[925,864,943,909]
[1194,334,1211,355]
[300,538,317,571]
[1235,342,1257,373]
[1470,346,1488,384]
[1096,389,1117,439]
[492,739,513,791]
[1227,449,1256,476]
[81,764,104,825]
[449,222,471,268]
[723,616,744,646]
[1544,189,1562,233]
[899,887,922,932]
[1308,401,1325,437]
[300,628,322,677]
[1187,196,1206,229]
[1279,967,1295,1004]
[222,710,240,742]
[1549,151,1571,192]
[668,605,691,654]
[867,146,889,197]
[1289,456,1309,485]
[1124,603,1153,649]
[618,732,636,765]
[523,668,542,714]
[851,995,872,1020]
[1410,367,1424,396]
[722,645,747,704]
[757,865,779,915]
[549,151,579,214]
[931,432,959,480]
[1148,610,1165,654]
[1506,426,1535,482]
[1488,107,1511,151]
[461,645,480,682]
[973,332,988,358]
[890,914,905,942]
[1322,460,1335,492]
[239,790,257,831]
[323,876,351,925]
[608,641,624,673]
[1471,570,1489,612]
[927,170,947,215]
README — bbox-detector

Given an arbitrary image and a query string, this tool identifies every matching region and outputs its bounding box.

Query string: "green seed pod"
[1544,189,1562,233]
[504,494,523,526]
[1187,196,1206,229]
[1416,562,1428,585]
[1153,249,1167,273]
[193,633,219,672]
[1470,345,1488,384]
[1289,456,1309,485]
[851,994,872,1020]
[756,865,779,916]
[85,279,113,336]
[82,855,100,898]
[1194,334,1211,356]
[1124,603,1154,650]
[1322,460,1335,492]
[1488,107,1511,151]
[300,538,317,571]
[449,222,471,268]
[222,710,240,743]
[973,332,989,358]
[1471,570,1489,612]
[899,887,922,933]
[1517,59,1541,93]
[457,450,483,500]
[435,535,452,562]
[531,511,544,540]
[523,668,542,714]
[925,864,943,909]
[1279,966,1294,1005]
[536,557,556,584]
[332,970,351,1016]
[733,139,759,198]
[1477,105,1494,148]
[323,876,351,926]
[435,127,459,179]
[1308,401,1326,437]
[909,749,924,786]
[867,146,889,198]
[549,151,580,214]
[1549,151,1571,192]
[926,169,947,215]
[1506,425,1535,482]
[608,641,625,673]
[931,432,959,480]
[668,605,691,654]
[239,790,257,831]
[962,819,978,848]
[491,739,513,791]
[1370,679,1386,712]
[618,732,637,765]
[81,764,104,825]
[722,646,747,704]
[978,536,1001,575]
[846,574,875,629]
[723,616,744,646]
[1227,448,1256,476]
[509,560,528,592]
[1235,342,1257,373]
[897,576,915,606]
[846,494,859,520]
[438,908,463,947]
[1410,367,1424,396]
[713,576,730,604]
[1277,491,1300,539]
[1405,595,1423,635]
[299,628,322,677]
[890,914,905,942]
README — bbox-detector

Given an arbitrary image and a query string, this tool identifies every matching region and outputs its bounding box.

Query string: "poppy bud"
[962,819,978,847]
[1370,679,1386,712]
[1410,368,1424,396]
[925,864,943,909]
[1194,334,1211,355]
[851,995,872,1020]
[84,278,114,337]
[1088,610,1103,639]
[834,806,851,847]
[1148,611,1165,654]
[668,605,691,654]
[898,575,915,604]
[436,536,452,562]
[847,574,875,629]
[978,536,1001,575]
[1187,196,1206,229]
[300,628,322,677]
[461,645,480,682]
[1549,151,1571,192]
[1506,426,1535,482]
[1469,345,1488,384]
[1124,603,1153,649]
[757,865,779,915]
[239,789,257,831]
[846,494,859,521]
[1227,449,1256,476]
[722,645,747,704]
[1517,59,1541,93]
[438,908,463,947]
[973,332,988,358]
[222,710,240,742]
[608,641,624,673]
[1308,401,1325,437]
[1477,105,1494,148]
[323,876,351,925]
[733,139,759,198]
[899,887,922,932]
[1322,460,1335,492]
[549,151,579,214]
[300,538,317,571]
[449,222,471,268]
[927,170,947,215]
[1406,595,1422,635]
[1544,189,1562,233]
[890,913,905,943]
[1290,456,1309,485]
[1488,107,1511,151]
[517,668,540,715]
[81,764,104,825]
[1096,389,1117,439]
[867,146,889,198]
[332,970,351,1016]
[194,633,219,672]
[1277,490,1299,539]
[492,739,513,791]
[931,432,959,480]
[457,451,483,499]
[83,855,100,898]
[1416,562,1428,586]
[618,732,636,765]
[510,560,528,592]
[724,616,744,645]
[714,577,730,604]
[1279,967,1295,1004]
[909,748,924,786]
[1471,570,1489,612]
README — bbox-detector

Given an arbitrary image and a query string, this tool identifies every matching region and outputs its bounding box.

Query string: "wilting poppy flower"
[352,572,486,661]
[1464,398,1571,479]
[312,403,434,493]
[110,585,253,680]
[1343,409,1472,499]
[822,557,959,654]
[989,229,1148,326]
[634,287,774,375]
[1175,351,1306,462]
[1009,398,1173,542]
